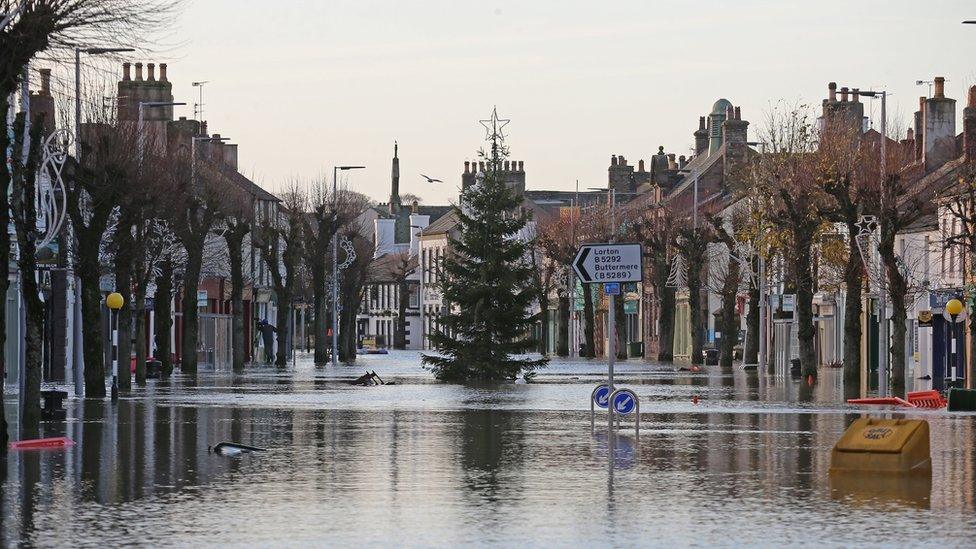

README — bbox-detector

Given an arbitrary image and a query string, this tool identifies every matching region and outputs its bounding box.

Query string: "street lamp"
[106,292,125,402]
[410,224,426,350]
[71,47,134,396]
[845,86,890,395]
[331,165,366,366]
[946,298,964,388]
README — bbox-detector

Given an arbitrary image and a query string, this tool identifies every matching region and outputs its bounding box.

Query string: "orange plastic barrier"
[9,437,75,450]
[846,397,916,408]
[906,390,947,409]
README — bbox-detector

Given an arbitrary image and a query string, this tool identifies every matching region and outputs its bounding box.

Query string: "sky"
[146,0,976,204]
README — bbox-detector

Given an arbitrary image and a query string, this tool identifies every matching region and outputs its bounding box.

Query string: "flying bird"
[420,174,443,184]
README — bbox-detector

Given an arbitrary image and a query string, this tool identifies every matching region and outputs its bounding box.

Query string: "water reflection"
[1,361,975,546]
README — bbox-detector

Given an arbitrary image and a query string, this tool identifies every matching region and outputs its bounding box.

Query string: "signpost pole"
[608,290,616,434]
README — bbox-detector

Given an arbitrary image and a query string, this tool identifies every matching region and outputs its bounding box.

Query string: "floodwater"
[2,352,976,547]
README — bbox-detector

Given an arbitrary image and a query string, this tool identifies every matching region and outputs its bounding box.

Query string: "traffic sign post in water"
[610,388,640,437]
[591,384,611,430]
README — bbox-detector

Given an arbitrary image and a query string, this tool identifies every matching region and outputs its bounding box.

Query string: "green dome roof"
[711,98,733,115]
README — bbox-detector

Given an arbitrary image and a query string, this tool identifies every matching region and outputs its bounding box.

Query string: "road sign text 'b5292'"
[573,243,643,283]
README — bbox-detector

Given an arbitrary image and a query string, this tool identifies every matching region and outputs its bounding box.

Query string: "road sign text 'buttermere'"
[573,243,642,283]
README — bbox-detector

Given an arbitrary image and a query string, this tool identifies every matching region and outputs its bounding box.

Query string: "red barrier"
[846,397,916,408]
[907,390,947,409]
[9,437,75,450]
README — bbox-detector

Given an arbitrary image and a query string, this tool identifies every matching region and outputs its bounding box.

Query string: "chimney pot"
[934,77,946,99]
[828,82,837,102]
[464,161,470,173]
[726,105,734,120]
[504,160,510,171]
[147,63,156,81]
[135,62,143,81]
[123,62,132,81]
[518,161,523,171]
[611,155,617,166]
[638,159,645,172]
[734,106,741,120]
[851,88,859,103]
[969,85,976,108]
[907,128,914,140]
[159,63,168,82]
[840,87,849,102]
[699,116,706,130]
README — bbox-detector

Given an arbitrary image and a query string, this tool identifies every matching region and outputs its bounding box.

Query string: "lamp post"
[410,225,426,350]
[846,87,889,395]
[946,298,964,388]
[331,165,365,365]
[71,47,133,397]
[106,292,125,401]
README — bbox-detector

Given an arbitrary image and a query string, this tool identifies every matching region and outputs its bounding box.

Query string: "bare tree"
[753,103,825,378]
[10,111,45,433]
[942,163,976,383]
[818,119,872,387]
[537,212,580,357]
[627,203,677,361]
[159,144,224,374]
[525,220,560,356]
[254,186,305,366]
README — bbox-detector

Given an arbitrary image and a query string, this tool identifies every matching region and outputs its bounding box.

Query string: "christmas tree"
[423,109,547,381]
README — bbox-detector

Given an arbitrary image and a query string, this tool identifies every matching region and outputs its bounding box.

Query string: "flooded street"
[3,352,976,547]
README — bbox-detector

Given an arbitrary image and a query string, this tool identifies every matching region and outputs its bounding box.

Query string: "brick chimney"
[694,116,709,155]
[159,63,168,82]
[123,62,132,81]
[964,85,976,163]
[39,69,51,96]
[723,104,750,174]
[923,76,956,173]
[914,97,925,162]
[822,81,864,141]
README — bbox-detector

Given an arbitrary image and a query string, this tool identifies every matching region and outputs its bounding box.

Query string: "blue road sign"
[592,384,611,409]
[613,389,637,415]
[604,282,621,296]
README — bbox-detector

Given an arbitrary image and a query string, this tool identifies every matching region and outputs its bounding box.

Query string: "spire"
[390,140,401,214]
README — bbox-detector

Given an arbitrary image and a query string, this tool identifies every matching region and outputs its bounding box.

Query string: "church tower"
[389,141,401,215]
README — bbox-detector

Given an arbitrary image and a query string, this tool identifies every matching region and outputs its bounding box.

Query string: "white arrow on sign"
[573,243,643,283]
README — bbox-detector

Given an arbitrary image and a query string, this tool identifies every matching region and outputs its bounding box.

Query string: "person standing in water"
[257,320,277,365]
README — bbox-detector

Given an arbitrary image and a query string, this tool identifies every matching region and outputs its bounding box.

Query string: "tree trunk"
[614,296,627,360]
[0,101,10,446]
[842,231,863,387]
[181,249,204,374]
[719,264,740,369]
[795,244,818,378]
[12,116,44,433]
[154,259,173,376]
[394,280,408,350]
[134,288,147,385]
[78,246,106,397]
[114,226,134,393]
[18,259,44,436]
[556,295,569,357]
[226,229,247,372]
[744,257,760,365]
[275,301,290,367]
[339,301,360,362]
[888,271,909,395]
[658,286,676,362]
[583,284,596,358]
[312,262,328,364]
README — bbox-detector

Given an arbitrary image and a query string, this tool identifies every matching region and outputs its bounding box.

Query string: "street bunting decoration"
[573,243,643,283]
